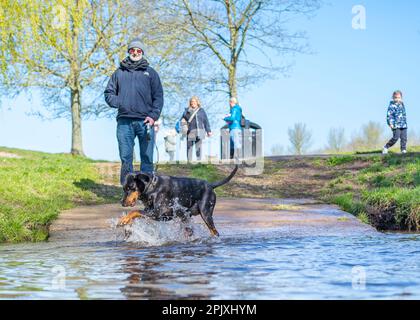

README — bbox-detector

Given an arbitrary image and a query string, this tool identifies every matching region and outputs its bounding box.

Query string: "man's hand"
[144,117,155,126]
[207,132,213,137]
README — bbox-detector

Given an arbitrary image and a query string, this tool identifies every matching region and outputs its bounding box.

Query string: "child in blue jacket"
[383,90,408,154]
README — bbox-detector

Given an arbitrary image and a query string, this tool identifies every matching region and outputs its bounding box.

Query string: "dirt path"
[49,198,375,242]
[0,151,22,159]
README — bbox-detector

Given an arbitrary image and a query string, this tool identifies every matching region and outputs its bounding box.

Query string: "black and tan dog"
[117,165,238,236]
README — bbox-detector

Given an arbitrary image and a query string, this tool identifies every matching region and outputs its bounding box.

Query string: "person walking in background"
[224,97,243,160]
[164,129,177,162]
[383,90,408,154]
[154,118,162,143]
[104,37,164,185]
[182,96,212,162]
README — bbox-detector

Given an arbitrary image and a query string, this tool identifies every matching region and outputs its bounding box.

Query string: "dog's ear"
[134,172,154,193]
[124,173,137,189]
[135,172,153,184]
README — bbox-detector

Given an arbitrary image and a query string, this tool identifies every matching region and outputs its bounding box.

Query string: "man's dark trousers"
[117,118,155,185]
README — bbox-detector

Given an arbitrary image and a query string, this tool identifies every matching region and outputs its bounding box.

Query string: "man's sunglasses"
[129,48,143,54]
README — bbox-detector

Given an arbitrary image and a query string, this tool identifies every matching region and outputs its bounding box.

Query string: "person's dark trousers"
[187,137,202,162]
[385,128,408,151]
[117,118,155,185]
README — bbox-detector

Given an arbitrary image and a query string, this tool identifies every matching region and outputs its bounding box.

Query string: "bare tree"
[326,127,346,153]
[150,0,321,99]
[362,121,384,149]
[347,121,385,151]
[270,143,285,156]
[408,129,420,147]
[288,122,312,155]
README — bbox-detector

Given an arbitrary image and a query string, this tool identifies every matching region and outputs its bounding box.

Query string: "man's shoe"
[382,147,389,155]
[402,150,407,154]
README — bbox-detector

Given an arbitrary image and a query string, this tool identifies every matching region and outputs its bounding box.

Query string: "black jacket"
[182,108,211,134]
[104,57,164,121]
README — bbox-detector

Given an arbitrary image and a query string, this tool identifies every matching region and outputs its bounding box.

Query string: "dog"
[118,165,238,236]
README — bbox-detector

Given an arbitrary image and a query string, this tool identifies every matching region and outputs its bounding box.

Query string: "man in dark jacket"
[104,38,164,185]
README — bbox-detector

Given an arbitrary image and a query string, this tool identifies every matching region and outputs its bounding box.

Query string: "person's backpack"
[240,114,246,127]
[175,109,189,134]
[175,117,188,136]
[175,119,181,133]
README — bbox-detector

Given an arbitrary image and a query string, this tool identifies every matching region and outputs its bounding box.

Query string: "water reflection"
[0,230,419,299]
[119,245,214,299]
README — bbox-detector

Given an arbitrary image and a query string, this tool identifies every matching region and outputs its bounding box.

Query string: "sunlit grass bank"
[0,147,118,242]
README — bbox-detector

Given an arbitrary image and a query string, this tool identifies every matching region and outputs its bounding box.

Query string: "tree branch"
[181,0,229,69]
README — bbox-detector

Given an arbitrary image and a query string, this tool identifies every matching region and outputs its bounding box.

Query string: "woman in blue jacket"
[223,97,243,159]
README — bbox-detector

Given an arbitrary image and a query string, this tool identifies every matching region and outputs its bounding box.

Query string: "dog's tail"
[210,165,238,189]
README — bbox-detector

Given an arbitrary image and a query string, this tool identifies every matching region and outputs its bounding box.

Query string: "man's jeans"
[385,128,407,151]
[117,118,155,185]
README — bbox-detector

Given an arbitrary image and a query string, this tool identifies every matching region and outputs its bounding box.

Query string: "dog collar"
[143,174,158,194]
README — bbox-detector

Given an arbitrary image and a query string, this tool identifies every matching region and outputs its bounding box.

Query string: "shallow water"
[0,215,419,299]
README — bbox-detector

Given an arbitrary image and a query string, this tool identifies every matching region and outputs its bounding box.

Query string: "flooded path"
[49,198,375,242]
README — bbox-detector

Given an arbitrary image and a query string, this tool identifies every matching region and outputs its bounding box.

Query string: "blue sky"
[1,0,419,161]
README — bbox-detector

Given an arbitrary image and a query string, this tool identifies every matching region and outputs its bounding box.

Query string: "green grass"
[324,152,420,231]
[272,204,306,211]
[190,163,223,182]
[326,155,359,167]
[0,147,118,243]
[188,163,229,196]
[357,212,370,224]
[331,193,365,216]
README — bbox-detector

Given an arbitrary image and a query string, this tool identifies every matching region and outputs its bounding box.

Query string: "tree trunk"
[70,88,85,156]
[69,1,84,156]
[228,64,238,99]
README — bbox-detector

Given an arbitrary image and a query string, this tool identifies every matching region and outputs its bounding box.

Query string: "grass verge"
[323,151,420,231]
[0,147,119,242]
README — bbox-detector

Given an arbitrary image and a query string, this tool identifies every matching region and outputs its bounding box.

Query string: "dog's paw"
[117,210,143,227]
[210,228,220,237]
[117,216,133,226]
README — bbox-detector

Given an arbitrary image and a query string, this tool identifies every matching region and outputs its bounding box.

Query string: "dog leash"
[145,123,160,173]
[154,143,159,172]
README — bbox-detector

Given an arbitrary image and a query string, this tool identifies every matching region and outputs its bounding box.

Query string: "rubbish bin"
[220,121,262,161]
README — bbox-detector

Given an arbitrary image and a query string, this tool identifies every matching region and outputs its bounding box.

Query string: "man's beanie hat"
[128,38,144,53]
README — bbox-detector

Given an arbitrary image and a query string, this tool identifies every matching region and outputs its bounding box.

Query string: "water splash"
[110,197,219,246]
[110,214,213,246]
